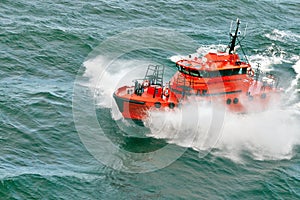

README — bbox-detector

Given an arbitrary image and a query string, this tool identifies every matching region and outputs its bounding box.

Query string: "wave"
[265,29,300,43]
[286,59,300,102]
[144,102,228,156]
[145,104,300,162]
[0,167,103,181]
[83,55,155,108]
[247,43,287,71]
[214,109,300,161]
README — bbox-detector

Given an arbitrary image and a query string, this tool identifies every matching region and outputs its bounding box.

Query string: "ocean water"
[1,0,300,199]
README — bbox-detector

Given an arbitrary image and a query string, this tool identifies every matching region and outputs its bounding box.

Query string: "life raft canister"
[247,67,255,77]
[163,87,170,97]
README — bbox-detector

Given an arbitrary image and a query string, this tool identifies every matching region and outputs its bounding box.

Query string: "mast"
[229,19,240,54]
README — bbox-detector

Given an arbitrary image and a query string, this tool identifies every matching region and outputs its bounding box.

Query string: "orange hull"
[113,77,281,120]
[113,85,179,120]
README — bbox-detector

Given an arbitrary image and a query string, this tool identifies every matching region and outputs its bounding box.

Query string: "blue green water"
[1,0,300,199]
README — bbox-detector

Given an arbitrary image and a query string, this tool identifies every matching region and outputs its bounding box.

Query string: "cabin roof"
[176,52,249,71]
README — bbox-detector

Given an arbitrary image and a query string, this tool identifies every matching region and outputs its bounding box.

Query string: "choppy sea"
[1,0,300,199]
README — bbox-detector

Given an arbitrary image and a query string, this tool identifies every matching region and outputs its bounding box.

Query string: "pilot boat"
[113,19,281,121]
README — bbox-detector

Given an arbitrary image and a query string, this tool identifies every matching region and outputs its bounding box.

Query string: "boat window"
[219,70,225,76]
[177,66,248,77]
[182,67,189,75]
[178,67,211,78]
[205,68,246,77]
[220,69,233,76]
[176,64,182,72]
[209,71,221,77]
[190,69,199,77]
[199,70,209,78]
[232,68,240,75]
[242,67,247,74]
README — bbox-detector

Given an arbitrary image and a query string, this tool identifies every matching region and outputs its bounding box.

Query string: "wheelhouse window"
[208,71,220,77]
[176,64,182,72]
[176,64,248,77]
[182,67,189,75]
[189,69,200,77]
[242,67,247,74]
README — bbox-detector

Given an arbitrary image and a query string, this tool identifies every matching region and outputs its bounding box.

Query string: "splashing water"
[286,60,300,105]
[215,109,300,161]
[144,104,300,162]
[84,51,300,162]
[265,29,300,43]
[83,56,155,108]
[144,102,216,150]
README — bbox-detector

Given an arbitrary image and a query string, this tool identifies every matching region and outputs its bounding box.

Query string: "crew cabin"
[175,52,250,78]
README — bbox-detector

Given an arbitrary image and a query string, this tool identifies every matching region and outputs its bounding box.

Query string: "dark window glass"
[190,70,199,77]
[209,71,220,77]
[220,70,231,76]
[242,67,247,74]
[199,70,209,78]
[176,64,182,72]
[182,67,189,75]
[232,68,240,75]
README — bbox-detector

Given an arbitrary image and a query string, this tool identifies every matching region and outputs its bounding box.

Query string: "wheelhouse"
[176,63,248,78]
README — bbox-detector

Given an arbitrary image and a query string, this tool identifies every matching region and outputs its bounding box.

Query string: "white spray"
[83,40,300,162]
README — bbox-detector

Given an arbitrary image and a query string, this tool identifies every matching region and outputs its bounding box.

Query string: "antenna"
[229,18,240,54]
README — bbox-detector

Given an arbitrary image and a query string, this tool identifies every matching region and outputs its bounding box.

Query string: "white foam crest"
[145,103,300,162]
[290,55,300,62]
[248,54,282,71]
[83,55,111,86]
[0,167,103,181]
[286,60,300,98]
[144,102,218,150]
[294,102,300,113]
[248,43,289,70]
[265,29,300,43]
[292,59,300,74]
[215,109,300,161]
